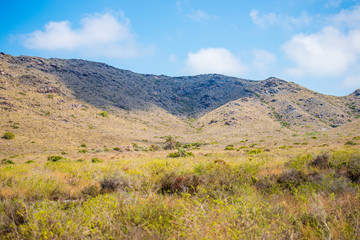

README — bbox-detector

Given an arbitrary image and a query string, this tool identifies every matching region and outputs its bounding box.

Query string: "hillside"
[1,52,360,156]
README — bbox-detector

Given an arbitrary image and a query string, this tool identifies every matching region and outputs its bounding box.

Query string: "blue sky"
[1,0,360,96]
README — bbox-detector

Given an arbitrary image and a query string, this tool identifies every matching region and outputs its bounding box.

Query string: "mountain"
[1,52,359,155]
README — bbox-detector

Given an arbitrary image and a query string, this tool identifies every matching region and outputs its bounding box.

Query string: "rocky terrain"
[1,52,359,155]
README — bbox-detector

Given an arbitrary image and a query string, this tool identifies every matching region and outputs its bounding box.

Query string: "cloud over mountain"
[21,12,151,58]
[185,48,247,76]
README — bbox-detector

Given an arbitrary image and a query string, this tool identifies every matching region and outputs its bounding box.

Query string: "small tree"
[163,135,178,150]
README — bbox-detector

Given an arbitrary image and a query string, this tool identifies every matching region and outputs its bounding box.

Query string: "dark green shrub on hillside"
[91,158,103,163]
[99,111,109,118]
[1,159,14,165]
[2,132,15,140]
[167,152,180,158]
[167,148,190,158]
[345,141,356,146]
[47,156,63,162]
[224,145,235,150]
[245,149,263,155]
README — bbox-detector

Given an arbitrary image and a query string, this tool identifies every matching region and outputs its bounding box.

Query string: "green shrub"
[25,160,34,164]
[286,154,313,170]
[61,151,67,155]
[224,145,235,150]
[78,149,87,153]
[245,149,263,155]
[47,156,63,162]
[280,121,290,127]
[91,158,103,163]
[345,141,357,146]
[237,146,248,150]
[80,144,87,148]
[2,132,15,140]
[1,159,14,165]
[99,111,109,118]
[186,152,194,157]
[167,152,180,158]
[167,148,188,158]
[149,144,161,151]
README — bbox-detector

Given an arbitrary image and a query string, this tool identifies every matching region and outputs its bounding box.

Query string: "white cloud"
[326,0,342,8]
[187,9,217,21]
[329,5,360,28]
[185,48,247,76]
[252,49,276,72]
[249,10,278,27]
[283,26,360,77]
[249,9,312,29]
[21,12,150,58]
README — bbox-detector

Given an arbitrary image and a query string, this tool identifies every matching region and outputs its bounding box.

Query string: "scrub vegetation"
[1,147,359,239]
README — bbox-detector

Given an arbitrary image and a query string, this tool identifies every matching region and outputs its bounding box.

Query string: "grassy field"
[1,144,359,239]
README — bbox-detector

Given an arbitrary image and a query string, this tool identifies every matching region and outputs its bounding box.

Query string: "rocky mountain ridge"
[1,52,360,134]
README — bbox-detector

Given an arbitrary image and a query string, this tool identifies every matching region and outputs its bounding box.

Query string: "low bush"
[167,148,188,158]
[310,154,330,169]
[255,175,278,194]
[100,175,131,193]
[286,154,313,170]
[167,152,180,158]
[47,156,63,162]
[91,158,103,163]
[158,172,201,194]
[224,145,235,150]
[1,159,14,165]
[149,144,161,151]
[99,111,109,117]
[345,141,357,146]
[2,132,15,140]
[245,149,263,155]
[277,169,307,190]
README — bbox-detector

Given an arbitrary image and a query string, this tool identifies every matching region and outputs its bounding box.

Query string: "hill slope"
[1,53,359,155]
